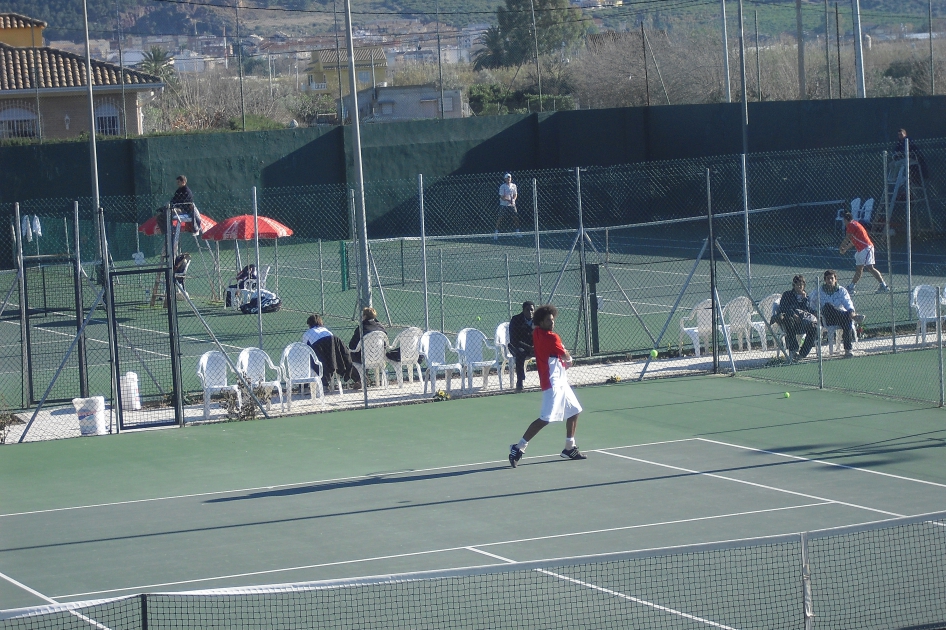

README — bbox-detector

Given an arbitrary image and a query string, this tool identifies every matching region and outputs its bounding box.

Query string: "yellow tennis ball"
[783,392,790,399]
[650,349,658,358]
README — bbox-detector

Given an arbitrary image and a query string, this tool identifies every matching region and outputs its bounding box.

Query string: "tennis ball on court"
[476,316,481,321]
[783,392,791,399]
[650,349,659,358]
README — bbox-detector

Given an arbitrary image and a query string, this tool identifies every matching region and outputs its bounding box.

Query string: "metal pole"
[576,168,591,357]
[931,0,936,95]
[81,0,102,224]
[721,0,732,102]
[906,138,913,295]
[14,205,27,409]
[707,168,719,373]
[318,238,325,315]
[235,0,246,130]
[439,248,445,332]
[101,207,122,432]
[755,10,762,101]
[333,0,344,123]
[739,0,748,154]
[530,0,542,111]
[884,151,896,353]
[505,253,512,319]
[642,22,650,106]
[836,3,842,97]
[853,0,867,97]
[825,0,833,98]
[30,25,42,142]
[642,27,671,104]
[253,187,263,349]
[419,174,430,330]
[938,286,944,407]
[796,0,806,99]
[436,0,444,118]
[741,154,751,296]
[815,282,823,388]
[73,202,88,397]
[344,0,372,310]
[533,178,542,302]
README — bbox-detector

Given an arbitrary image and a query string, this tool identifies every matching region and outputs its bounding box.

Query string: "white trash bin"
[120,372,141,411]
[73,396,107,436]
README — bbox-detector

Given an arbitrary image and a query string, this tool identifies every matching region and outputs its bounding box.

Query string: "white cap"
[504,173,512,179]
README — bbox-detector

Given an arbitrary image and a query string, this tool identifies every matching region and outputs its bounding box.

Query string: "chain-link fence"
[3,138,945,444]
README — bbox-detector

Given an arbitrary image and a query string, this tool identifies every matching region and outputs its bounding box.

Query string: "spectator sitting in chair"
[813,269,865,359]
[303,314,333,346]
[774,274,818,361]
[306,314,360,390]
[348,307,401,386]
[509,301,535,392]
[170,175,195,213]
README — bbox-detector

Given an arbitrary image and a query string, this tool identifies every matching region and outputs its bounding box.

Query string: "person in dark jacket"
[774,275,818,361]
[348,307,400,385]
[170,175,195,212]
[508,301,535,391]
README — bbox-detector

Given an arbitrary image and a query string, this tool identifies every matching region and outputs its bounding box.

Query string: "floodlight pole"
[81,0,101,234]
[344,0,371,308]
[853,0,866,97]
[721,0,732,102]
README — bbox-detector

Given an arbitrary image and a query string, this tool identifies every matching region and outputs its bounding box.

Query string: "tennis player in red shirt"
[839,211,888,295]
[508,304,586,468]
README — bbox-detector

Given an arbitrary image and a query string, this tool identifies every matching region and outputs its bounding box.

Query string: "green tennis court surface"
[2,374,946,618]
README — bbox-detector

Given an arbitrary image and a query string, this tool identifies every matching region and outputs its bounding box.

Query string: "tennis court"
[3,375,946,628]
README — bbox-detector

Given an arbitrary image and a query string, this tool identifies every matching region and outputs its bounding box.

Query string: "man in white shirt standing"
[494,173,520,240]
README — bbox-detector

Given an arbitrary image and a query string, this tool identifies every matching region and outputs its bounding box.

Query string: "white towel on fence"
[31,215,42,238]
[21,215,32,243]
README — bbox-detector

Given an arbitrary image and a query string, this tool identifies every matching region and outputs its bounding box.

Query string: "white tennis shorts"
[854,245,875,267]
[539,384,583,423]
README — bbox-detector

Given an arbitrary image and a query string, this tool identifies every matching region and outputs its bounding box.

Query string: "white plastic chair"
[822,315,858,356]
[196,351,241,420]
[420,331,464,393]
[679,299,713,357]
[836,198,861,232]
[389,327,424,387]
[751,293,782,351]
[280,342,324,410]
[912,285,946,345]
[859,198,875,224]
[494,322,516,390]
[456,327,500,390]
[719,296,759,351]
[351,330,390,389]
[237,347,284,412]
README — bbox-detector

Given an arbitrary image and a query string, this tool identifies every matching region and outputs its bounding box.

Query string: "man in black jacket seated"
[509,301,535,392]
[774,275,818,361]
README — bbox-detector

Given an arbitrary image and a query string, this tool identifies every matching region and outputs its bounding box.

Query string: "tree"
[473,26,507,71]
[495,0,584,66]
[139,46,175,83]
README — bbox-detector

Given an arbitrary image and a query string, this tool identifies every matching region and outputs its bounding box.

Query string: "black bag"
[240,295,282,314]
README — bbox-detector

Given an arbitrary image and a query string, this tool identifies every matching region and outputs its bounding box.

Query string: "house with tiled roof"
[0,13,164,140]
[304,46,387,95]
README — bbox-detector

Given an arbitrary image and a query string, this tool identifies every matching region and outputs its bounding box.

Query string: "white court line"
[54,502,829,599]
[595,449,904,517]
[0,571,111,630]
[696,437,946,490]
[2,439,698,518]
[462,549,735,629]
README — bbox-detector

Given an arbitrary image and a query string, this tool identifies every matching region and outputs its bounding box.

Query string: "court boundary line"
[0,572,111,630]
[595,449,904,517]
[0,438,698,518]
[696,437,946,489]
[53,502,831,600]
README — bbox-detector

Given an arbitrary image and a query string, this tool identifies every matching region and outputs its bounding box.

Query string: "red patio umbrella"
[139,212,217,236]
[200,215,293,241]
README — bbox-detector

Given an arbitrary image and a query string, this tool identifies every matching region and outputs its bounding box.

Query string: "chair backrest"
[237,347,277,383]
[360,330,389,367]
[757,293,781,322]
[245,265,272,292]
[912,285,939,318]
[197,351,230,387]
[722,296,753,329]
[690,298,714,330]
[456,328,492,363]
[420,331,454,365]
[495,322,510,347]
[850,197,861,216]
[859,198,875,223]
[281,342,320,380]
[392,327,423,363]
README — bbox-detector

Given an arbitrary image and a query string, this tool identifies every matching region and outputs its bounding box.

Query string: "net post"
[801,531,814,630]
[140,592,148,630]
[318,239,325,315]
[533,178,542,303]
[14,203,28,409]
[73,201,89,398]
[419,174,430,331]
[938,286,944,407]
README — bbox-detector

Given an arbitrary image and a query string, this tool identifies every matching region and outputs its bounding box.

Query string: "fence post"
[741,153,751,296]
[73,201,88,398]
[884,151,896,353]
[815,285,823,389]
[707,169,719,373]
[533,178,542,303]
[505,253,512,319]
[905,138,913,296]
[14,203,28,409]
[439,248,445,332]
[576,167,591,357]
[318,239,325,315]
[938,286,944,407]
[162,207,184,428]
[252,187,263,350]
[419,174,430,331]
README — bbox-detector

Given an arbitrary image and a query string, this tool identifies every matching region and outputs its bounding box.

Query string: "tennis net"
[3,511,945,630]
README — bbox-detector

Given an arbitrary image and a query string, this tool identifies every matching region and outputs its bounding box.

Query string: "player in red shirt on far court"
[839,211,889,295]
[508,304,586,468]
